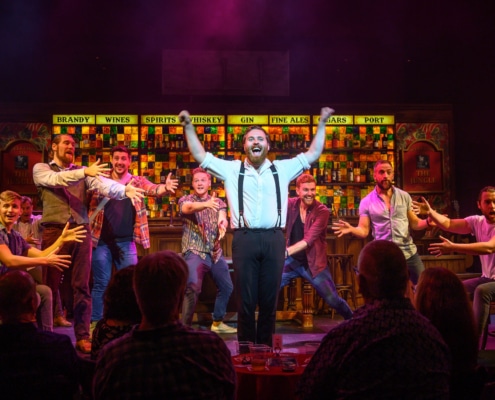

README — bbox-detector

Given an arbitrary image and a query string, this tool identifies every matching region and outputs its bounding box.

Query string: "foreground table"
[232,353,311,400]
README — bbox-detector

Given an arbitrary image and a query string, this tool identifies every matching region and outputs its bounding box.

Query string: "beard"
[55,148,74,166]
[302,197,315,206]
[376,180,392,191]
[246,147,268,167]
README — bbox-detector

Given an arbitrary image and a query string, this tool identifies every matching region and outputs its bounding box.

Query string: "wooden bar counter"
[140,218,473,327]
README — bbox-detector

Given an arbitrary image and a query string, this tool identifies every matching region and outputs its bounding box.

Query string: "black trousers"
[232,228,285,346]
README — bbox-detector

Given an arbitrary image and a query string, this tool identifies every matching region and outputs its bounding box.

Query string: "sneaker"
[75,339,91,354]
[90,321,98,337]
[211,322,237,334]
[54,315,72,327]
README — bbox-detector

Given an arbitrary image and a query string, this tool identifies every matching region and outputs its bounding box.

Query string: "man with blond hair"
[0,190,86,331]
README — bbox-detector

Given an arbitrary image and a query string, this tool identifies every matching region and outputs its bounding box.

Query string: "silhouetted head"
[103,265,141,323]
[357,240,409,300]
[133,251,188,326]
[0,270,38,323]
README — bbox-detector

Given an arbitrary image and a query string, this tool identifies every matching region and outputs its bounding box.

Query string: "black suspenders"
[238,162,282,228]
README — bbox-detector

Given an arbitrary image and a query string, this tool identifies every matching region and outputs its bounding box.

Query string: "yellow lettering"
[410,177,436,184]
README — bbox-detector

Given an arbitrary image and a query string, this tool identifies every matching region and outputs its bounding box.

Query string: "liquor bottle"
[320,164,326,184]
[387,133,394,149]
[382,134,388,149]
[160,167,167,184]
[325,162,332,184]
[332,132,339,148]
[344,134,352,148]
[373,134,380,149]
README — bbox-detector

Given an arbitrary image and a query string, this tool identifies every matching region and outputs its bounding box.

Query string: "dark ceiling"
[1,0,494,104]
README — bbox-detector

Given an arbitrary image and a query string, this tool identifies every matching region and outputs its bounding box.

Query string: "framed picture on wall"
[401,140,444,193]
[1,140,45,196]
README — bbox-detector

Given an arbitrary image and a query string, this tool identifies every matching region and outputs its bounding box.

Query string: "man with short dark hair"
[297,240,451,399]
[88,145,177,328]
[333,159,429,285]
[93,251,236,400]
[415,186,495,342]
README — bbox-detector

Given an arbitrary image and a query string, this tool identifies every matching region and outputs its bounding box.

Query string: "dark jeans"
[232,228,285,346]
[280,257,353,320]
[406,252,425,285]
[181,252,234,326]
[42,224,92,341]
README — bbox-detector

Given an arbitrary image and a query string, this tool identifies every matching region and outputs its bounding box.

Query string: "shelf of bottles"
[314,114,396,218]
[51,113,396,220]
[51,115,140,170]
[139,115,225,219]
[267,115,312,196]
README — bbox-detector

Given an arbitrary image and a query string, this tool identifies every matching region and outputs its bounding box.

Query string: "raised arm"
[304,107,335,165]
[179,110,206,164]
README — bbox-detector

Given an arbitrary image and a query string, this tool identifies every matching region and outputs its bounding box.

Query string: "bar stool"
[315,254,357,317]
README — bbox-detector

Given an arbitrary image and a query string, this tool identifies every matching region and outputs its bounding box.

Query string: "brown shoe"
[76,339,91,354]
[54,315,72,327]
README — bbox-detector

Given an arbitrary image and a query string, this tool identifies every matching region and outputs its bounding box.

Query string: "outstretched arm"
[332,215,371,239]
[180,110,207,164]
[429,234,495,257]
[407,209,430,231]
[34,223,87,257]
[412,196,471,234]
[0,243,72,272]
[304,107,335,164]
[124,180,146,206]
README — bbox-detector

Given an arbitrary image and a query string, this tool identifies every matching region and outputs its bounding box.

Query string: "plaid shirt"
[93,322,236,400]
[178,193,227,263]
[88,174,162,249]
[297,298,451,400]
